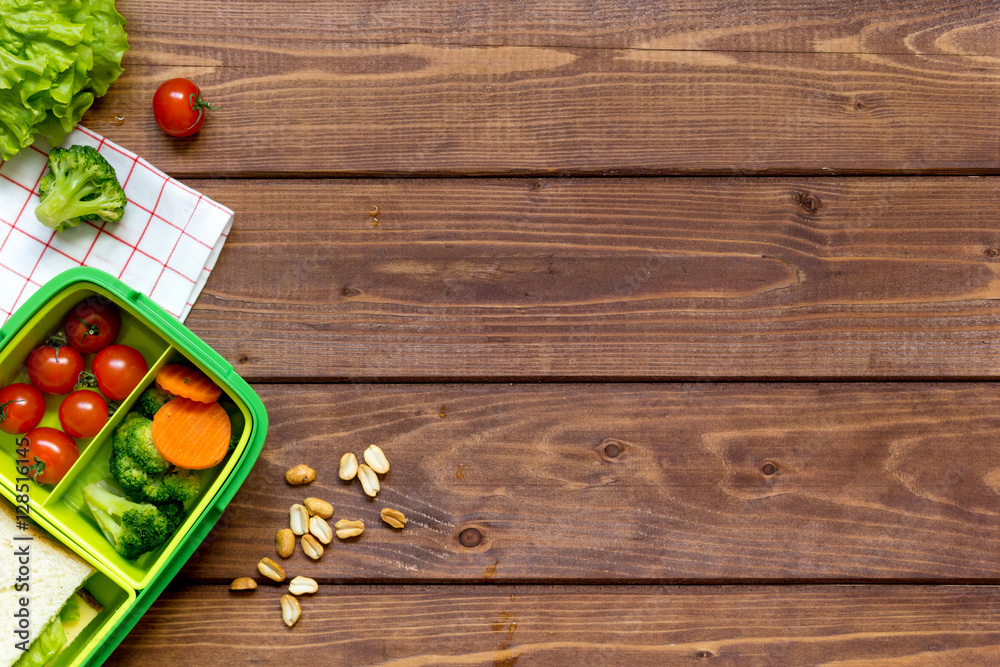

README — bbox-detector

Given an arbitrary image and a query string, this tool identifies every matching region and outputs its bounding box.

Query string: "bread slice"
[0,501,94,667]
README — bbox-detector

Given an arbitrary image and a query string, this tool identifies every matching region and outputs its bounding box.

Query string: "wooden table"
[97,2,1000,664]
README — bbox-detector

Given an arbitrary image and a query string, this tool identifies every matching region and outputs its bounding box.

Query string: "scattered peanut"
[290,504,310,536]
[309,515,333,544]
[304,497,334,519]
[281,594,301,627]
[339,453,359,481]
[285,464,316,485]
[302,534,324,559]
[230,577,257,591]
[357,464,380,497]
[363,444,390,474]
[288,576,319,596]
[258,557,285,582]
[380,507,407,529]
[276,528,295,558]
[335,519,365,539]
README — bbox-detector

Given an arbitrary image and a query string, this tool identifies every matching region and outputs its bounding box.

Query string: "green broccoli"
[134,386,175,420]
[110,413,201,505]
[34,145,127,233]
[82,480,186,561]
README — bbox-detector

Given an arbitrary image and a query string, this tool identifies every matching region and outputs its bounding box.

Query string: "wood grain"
[180,383,1000,583]
[82,45,1000,176]
[178,177,1000,381]
[119,0,1000,55]
[108,584,1000,666]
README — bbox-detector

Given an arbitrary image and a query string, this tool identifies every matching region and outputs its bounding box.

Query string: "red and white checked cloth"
[0,126,233,324]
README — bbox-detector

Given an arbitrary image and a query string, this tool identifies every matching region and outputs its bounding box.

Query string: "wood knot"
[459,528,483,548]
[985,248,998,258]
[795,192,820,215]
[695,650,714,659]
[598,438,627,461]
[761,462,776,475]
[342,286,361,297]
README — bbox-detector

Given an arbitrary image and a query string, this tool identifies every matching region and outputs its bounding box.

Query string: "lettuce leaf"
[0,0,127,159]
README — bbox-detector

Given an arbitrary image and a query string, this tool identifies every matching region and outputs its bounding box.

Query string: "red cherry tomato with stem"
[91,344,148,401]
[0,383,45,434]
[64,296,121,354]
[59,390,109,438]
[152,78,217,137]
[27,339,84,394]
[17,427,79,485]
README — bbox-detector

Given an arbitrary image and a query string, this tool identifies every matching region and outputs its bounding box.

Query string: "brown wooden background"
[97,1,1000,664]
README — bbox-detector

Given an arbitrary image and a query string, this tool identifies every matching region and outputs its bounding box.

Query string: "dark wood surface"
[109,585,1000,666]
[84,0,1000,664]
[82,2,1000,176]
[179,383,1000,583]
[183,177,1000,381]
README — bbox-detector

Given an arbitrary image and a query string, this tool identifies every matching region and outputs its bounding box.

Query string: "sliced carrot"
[155,363,222,404]
[151,397,231,470]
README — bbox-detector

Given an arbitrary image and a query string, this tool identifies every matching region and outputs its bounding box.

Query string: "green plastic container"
[0,267,267,666]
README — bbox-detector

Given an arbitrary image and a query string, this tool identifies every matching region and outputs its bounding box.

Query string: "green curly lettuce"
[0,0,128,159]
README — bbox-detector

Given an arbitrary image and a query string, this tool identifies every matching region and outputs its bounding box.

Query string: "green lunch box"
[0,267,267,665]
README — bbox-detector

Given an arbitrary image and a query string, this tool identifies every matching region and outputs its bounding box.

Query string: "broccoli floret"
[82,480,186,561]
[110,413,201,505]
[113,413,169,475]
[141,466,201,505]
[134,387,175,420]
[35,145,127,233]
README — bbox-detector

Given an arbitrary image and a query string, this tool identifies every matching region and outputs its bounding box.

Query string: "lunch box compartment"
[0,268,267,666]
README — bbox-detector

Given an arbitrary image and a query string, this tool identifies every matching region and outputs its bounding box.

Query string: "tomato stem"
[26,456,46,483]
[74,316,100,340]
[77,371,98,390]
[0,398,24,422]
[188,92,218,112]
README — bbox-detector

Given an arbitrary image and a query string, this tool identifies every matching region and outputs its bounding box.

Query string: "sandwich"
[0,502,103,667]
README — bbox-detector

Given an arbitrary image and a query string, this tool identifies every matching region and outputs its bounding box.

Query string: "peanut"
[380,507,407,529]
[290,504,310,536]
[281,594,301,627]
[258,557,285,582]
[363,444,390,474]
[357,464,380,497]
[288,576,319,596]
[276,528,295,558]
[335,519,365,539]
[285,464,316,485]
[309,515,333,544]
[302,534,324,559]
[339,453,358,481]
[230,577,257,591]
[303,497,334,519]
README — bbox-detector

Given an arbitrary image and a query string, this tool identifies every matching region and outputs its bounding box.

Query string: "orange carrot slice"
[155,364,222,404]
[151,397,231,470]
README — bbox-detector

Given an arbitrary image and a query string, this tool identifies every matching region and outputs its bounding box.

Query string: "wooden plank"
[108,584,1000,665]
[181,177,1000,381]
[82,40,1000,175]
[119,0,1000,55]
[180,383,1000,583]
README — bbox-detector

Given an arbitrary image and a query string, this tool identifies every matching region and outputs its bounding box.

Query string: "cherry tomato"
[64,296,121,354]
[152,78,217,137]
[27,342,84,394]
[18,427,79,485]
[0,383,45,434]
[92,344,148,401]
[58,390,109,438]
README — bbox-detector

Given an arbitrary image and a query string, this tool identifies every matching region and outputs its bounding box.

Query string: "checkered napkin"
[0,126,233,324]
